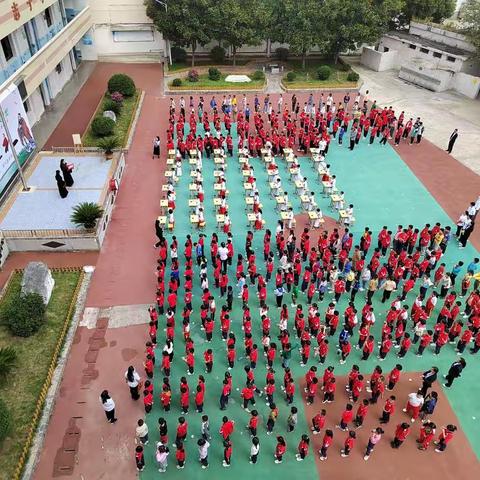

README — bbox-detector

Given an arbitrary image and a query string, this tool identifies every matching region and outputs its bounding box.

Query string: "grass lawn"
[169,58,250,72]
[0,270,82,479]
[282,58,358,89]
[82,90,140,147]
[169,73,265,90]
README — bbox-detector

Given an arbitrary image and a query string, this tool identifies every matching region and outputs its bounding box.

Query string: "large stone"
[21,262,55,305]
[103,110,117,122]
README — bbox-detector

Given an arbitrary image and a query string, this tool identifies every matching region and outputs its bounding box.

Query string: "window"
[23,100,29,113]
[56,62,62,74]
[409,44,416,50]
[420,47,429,54]
[44,8,53,28]
[383,47,389,52]
[112,30,154,43]
[446,56,456,62]
[1,36,14,61]
[433,51,442,58]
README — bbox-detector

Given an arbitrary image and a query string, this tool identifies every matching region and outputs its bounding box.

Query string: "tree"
[145,0,212,66]
[402,0,455,23]
[271,0,322,69]
[460,0,480,59]
[208,0,267,66]
[321,0,403,63]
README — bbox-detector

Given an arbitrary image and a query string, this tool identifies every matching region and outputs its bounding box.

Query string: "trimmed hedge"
[252,70,265,81]
[103,99,121,115]
[210,46,226,63]
[347,71,360,82]
[208,67,221,81]
[188,69,199,82]
[107,74,136,97]
[91,116,115,137]
[286,72,296,82]
[317,65,332,80]
[172,78,182,87]
[4,293,46,337]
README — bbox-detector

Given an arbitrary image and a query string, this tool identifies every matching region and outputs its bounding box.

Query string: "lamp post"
[0,105,29,191]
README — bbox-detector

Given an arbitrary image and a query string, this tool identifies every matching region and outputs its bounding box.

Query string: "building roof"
[385,30,470,58]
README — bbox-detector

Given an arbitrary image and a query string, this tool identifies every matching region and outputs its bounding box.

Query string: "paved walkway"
[265,72,283,93]
[347,57,480,175]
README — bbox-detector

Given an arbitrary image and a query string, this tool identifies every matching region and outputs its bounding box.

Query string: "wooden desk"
[157,215,167,225]
[213,149,222,155]
[189,158,197,165]
[242,170,250,177]
[165,171,173,178]
[295,180,304,190]
[330,194,343,210]
[308,211,325,227]
[280,211,291,221]
[213,198,222,207]
[214,157,225,165]
[162,185,170,192]
[188,199,199,208]
[189,149,197,157]
[168,149,176,157]
[159,199,168,211]
[166,158,174,165]
[338,210,349,225]
[216,214,225,226]
[244,183,253,190]
[72,134,83,154]
[247,213,256,224]
[190,214,199,224]
[310,148,320,155]
[283,148,293,156]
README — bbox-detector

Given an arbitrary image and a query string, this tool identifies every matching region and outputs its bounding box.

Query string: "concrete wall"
[379,35,465,73]
[399,64,452,92]
[360,46,398,71]
[410,21,475,54]
[452,72,480,99]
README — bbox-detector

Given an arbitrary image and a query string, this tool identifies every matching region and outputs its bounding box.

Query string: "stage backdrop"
[0,84,36,198]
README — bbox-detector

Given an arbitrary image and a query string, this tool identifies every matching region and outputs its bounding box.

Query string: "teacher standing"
[60,159,74,187]
[446,129,458,154]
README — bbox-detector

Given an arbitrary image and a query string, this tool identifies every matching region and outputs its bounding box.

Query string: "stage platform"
[0,153,112,231]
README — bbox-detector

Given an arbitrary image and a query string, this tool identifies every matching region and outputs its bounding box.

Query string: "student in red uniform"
[379,395,396,424]
[354,399,369,428]
[176,441,186,469]
[434,424,457,452]
[296,434,310,461]
[175,417,188,448]
[219,416,235,441]
[143,389,153,413]
[311,409,327,435]
[417,421,436,451]
[387,364,402,390]
[275,435,287,463]
[180,386,189,414]
[391,422,410,448]
[319,429,334,461]
[135,445,145,471]
[337,403,354,431]
[248,410,259,436]
[341,431,356,457]
[195,385,205,413]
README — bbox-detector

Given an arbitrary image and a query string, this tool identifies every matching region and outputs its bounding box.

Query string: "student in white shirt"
[100,390,117,423]
[313,208,323,229]
[125,366,141,400]
[198,439,210,468]
[250,437,260,464]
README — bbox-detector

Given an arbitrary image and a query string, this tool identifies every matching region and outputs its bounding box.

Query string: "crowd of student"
[126,215,479,471]
[122,95,480,472]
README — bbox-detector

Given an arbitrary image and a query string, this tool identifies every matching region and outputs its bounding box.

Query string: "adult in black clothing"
[443,358,466,388]
[154,218,164,248]
[446,129,458,154]
[60,159,74,187]
[419,367,438,396]
[459,221,474,248]
[55,170,68,198]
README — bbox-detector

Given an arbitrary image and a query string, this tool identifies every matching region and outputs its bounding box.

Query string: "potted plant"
[71,202,104,230]
[97,136,120,160]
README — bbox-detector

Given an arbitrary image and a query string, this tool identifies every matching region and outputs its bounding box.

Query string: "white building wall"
[47,55,74,98]
[379,36,465,73]
[360,47,398,71]
[26,88,46,126]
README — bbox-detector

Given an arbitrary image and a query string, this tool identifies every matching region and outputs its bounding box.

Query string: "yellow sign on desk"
[244,183,252,190]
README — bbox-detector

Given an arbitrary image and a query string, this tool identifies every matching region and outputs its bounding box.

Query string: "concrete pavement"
[346,57,480,175]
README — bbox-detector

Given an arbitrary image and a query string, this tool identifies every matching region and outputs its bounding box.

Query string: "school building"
[360,21,480,99]
[0,0,167,127]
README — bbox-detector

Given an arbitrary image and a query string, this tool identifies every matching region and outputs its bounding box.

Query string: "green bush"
[187,69,199,82]
[0,347,16,384]
[103,99,121,115]
[97,136,120,154]
[91,116,115,137]
[317,65,332,80]
[171,46,187,63]
[5,293,46,337]
[172,78,182,87]
[208,67,221,81]
[0,398,11,442]
[286,72,296,82]
[337,59,351,72]
[347,71,360,82]
[275,47,289,61]
[71,202,104,229]
[210,46,226,63]
[252,70,265,81]
[107,73,136,97]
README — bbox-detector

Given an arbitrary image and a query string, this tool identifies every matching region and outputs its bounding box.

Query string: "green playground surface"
[140,123,479,479]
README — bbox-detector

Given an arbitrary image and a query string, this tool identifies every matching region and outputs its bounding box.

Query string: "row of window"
[1,7,54,62]
[407,43,456,62]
